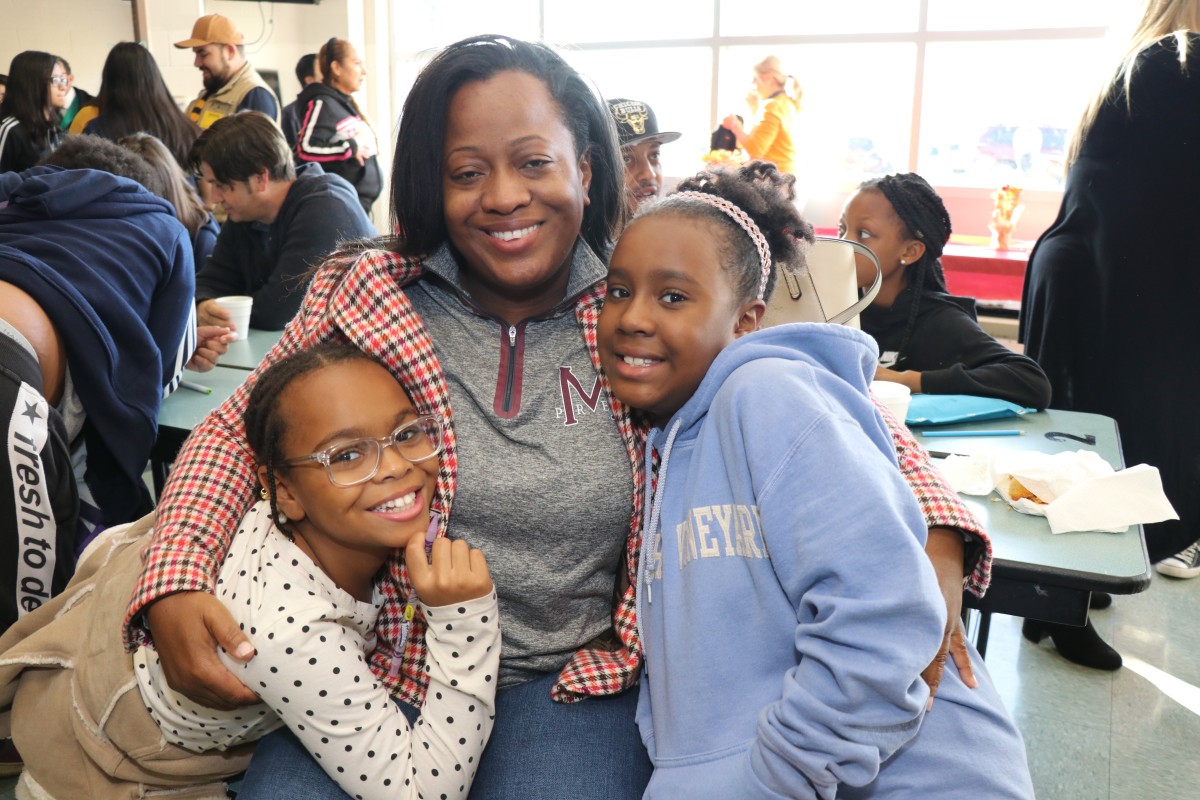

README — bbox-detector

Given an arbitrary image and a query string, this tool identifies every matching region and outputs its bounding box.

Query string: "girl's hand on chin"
[406,533,493,607]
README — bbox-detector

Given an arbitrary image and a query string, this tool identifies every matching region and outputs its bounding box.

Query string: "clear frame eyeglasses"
[279,414,445,487]
[49,75,69,87]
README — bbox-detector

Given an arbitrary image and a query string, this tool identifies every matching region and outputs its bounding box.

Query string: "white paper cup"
[213,295,253,341]
[870,380,912,425]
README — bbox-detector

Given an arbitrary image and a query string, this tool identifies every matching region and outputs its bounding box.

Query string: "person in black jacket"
[1020,2,1200,670]
[0,52,67,173]
[294,38,381,214]
[281,52,318,151]
[839,172,1052,410]
[193,111,377,333]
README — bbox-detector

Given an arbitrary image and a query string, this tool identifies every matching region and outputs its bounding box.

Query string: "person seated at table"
[600,160,1033,799]
[0,341,499,800]
[606,97,681,213]
[839,172,1052,409]
[0,135,230,640]
[192,111,376,334]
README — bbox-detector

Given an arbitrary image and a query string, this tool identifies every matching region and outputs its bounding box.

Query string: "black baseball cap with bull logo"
[606,98,682,148]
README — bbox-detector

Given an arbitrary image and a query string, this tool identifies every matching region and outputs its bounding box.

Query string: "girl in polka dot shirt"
[0,342,500,800]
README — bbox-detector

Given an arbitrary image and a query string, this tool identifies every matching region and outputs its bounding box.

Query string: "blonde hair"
[1067,0,1200,167]
[754,55,802,107]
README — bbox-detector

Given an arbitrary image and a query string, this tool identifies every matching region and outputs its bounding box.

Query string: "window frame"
[387,1,1117,235]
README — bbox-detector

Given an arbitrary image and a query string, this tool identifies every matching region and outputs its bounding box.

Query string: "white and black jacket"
[294,82,382,213]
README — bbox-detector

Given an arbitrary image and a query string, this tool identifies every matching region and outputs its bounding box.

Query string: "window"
[919,38,1113,191]
[390,0,1132,234]
[392,1,540,52]
[546,0,714,42]
[720,0,919,36]
[719,43,916,200]
[561,47,713,184]
[926,0,1129,31]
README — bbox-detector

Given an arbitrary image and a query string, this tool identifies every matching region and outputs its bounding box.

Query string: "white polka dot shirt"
[135,502,500,800]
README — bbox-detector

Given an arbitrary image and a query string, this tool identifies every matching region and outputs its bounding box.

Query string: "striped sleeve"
[162,303,197,399]
[0,117,21,172]
[296,98,355,163]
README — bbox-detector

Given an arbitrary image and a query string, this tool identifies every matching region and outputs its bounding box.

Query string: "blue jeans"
[234,670,651,799]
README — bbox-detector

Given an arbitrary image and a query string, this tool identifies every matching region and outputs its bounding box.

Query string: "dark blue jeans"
[234,670,651,799]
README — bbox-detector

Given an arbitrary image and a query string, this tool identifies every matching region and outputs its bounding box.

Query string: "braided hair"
[859,172,952,363]
[639,160,815,304]
[243,340,385,528]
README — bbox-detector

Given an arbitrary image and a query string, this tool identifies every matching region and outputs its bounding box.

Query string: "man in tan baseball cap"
[175,13,280,130]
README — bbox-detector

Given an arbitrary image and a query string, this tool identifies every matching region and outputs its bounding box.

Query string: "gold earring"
[260,487,269,500]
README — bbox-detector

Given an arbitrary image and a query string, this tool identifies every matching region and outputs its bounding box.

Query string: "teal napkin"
[905,394,1036,427]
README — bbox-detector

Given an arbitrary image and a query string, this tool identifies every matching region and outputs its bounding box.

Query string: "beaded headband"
[672,190,772,299]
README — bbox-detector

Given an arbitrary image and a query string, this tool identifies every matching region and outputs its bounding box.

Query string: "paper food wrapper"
[937,449,1178,534]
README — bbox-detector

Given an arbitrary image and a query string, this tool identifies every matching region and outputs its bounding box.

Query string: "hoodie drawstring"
[643,419,682,605]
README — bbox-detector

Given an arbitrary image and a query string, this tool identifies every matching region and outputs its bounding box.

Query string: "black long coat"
[1020,33,1200,562]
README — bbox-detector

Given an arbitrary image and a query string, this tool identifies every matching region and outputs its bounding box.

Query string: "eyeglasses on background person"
[280,414,445,486]
[49,75,69,87]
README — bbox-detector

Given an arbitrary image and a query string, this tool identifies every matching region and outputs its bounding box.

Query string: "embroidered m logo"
[558,367,605,426]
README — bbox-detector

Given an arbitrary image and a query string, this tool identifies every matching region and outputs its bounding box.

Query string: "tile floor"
[3,573,1196,799]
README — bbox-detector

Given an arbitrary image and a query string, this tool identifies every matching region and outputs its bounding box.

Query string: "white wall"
[0,0,135,92]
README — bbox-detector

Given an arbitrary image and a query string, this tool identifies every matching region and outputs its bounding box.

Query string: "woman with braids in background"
[839,172,1051,410]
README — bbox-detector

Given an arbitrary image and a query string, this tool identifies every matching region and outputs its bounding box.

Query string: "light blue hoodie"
[634,322,946,799]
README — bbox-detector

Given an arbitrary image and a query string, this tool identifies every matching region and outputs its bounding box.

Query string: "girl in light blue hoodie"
[598,161,1033,800]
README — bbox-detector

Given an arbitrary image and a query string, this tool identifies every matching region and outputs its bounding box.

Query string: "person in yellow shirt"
[722,55,800,175]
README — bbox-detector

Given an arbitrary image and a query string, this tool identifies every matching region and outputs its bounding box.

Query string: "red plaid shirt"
[125,247,990,706]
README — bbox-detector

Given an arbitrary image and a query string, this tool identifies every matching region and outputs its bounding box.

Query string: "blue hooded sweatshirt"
[634,322,947,799]
[0,166,195,525]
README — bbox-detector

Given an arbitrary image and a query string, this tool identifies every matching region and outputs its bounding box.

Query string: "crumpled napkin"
[936,449,1178,534]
